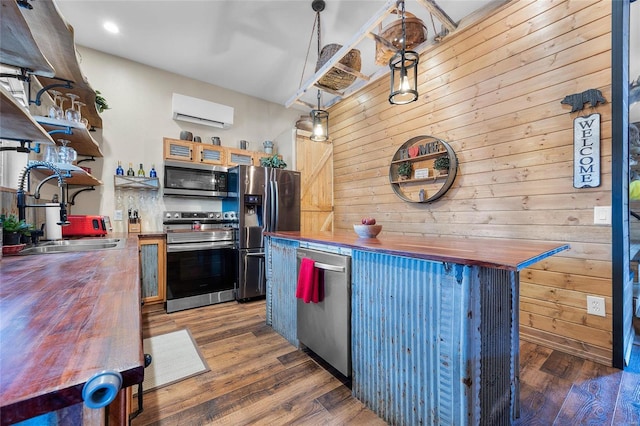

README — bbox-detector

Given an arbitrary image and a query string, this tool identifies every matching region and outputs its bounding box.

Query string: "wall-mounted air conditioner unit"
[171,93,234,129]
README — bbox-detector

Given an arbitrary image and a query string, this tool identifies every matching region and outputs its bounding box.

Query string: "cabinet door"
[164,138,195,162]
[139,238,166,304]
[197,145,225,165]
[225,147,254,166]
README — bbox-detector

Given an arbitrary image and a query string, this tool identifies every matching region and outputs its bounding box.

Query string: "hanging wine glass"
[65,93,80,122]
[48,90,64,120]
[76,101,89,128]
[57,95,67,120]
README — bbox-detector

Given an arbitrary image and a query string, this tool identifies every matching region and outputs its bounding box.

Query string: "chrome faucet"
[16,161,69,225]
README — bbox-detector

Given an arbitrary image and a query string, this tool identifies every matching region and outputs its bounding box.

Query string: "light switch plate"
[114,210,123,221]
[593,206,611,225]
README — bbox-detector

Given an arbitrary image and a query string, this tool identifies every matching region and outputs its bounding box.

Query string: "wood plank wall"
[328,0,613,364]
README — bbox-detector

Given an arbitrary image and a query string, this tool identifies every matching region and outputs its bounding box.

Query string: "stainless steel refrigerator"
[224,165,301,300]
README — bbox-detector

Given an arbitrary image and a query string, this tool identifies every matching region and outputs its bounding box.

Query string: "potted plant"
[433,156,450,176]
[95,90,110,113]
[397,161,412,180]
[1,214,32,245]
[259,155,287,169]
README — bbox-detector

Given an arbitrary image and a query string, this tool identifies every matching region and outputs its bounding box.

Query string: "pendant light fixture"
[388,0,419,105]
[309,0,329,142]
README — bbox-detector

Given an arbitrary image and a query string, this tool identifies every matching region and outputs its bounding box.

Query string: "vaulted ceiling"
[54,0,500,109]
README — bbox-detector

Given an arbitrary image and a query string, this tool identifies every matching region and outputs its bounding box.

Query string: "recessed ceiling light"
[103,21,119,34]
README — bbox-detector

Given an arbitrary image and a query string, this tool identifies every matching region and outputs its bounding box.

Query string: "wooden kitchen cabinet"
[164,138,196,162]
[163,137,225,165]
[225,147,254,166]
[163,137,276,168]
[197,144,226,165]
[138,235,166,304]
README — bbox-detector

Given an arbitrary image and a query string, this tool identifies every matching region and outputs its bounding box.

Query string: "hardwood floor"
[132,301,640,425]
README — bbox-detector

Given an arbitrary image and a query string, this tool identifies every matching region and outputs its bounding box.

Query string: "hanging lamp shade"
[310,89,329,142]
[389,50,419,104]
[388,0,419,105]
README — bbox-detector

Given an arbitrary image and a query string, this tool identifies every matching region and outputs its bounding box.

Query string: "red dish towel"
[296,258,324,303]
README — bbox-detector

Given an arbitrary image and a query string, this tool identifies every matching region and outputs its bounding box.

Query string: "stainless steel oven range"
[163,211,238,313]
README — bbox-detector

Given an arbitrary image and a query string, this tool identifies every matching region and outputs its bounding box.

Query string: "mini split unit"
[171,93,234,129]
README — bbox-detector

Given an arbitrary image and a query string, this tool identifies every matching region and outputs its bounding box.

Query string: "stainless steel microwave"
[163,160,228,198]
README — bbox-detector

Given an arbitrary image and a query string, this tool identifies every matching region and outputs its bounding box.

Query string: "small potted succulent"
[397,161,412,180]
[1,214,32,245]
[433,156,450,176]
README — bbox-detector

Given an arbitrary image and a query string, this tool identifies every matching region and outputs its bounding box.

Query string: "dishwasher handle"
[297,255,345,273]
[315,262,345,272]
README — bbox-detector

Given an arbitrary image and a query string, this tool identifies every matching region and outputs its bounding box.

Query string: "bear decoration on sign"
[560,88,607,113]
[560,89,606,189]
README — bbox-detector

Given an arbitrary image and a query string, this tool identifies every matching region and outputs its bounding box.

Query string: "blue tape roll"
[82,370,122,409]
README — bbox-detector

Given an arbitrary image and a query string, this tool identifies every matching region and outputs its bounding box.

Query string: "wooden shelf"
[390,174,449,184]
[34,116,103,157]
[0,0,55,77]
[32,163,102,186]
[19,0,102,129]
[390,150,447,164]
[114,175,160,190]
[0,86,55,144]
[388,135,457,203]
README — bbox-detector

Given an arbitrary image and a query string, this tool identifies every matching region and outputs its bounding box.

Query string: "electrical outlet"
[114,210,123,221]
[586,295,606,317]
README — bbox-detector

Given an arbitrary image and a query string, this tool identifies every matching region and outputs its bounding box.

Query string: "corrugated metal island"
[264,231,569,426]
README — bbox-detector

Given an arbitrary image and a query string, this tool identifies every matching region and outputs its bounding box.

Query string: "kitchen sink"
[19,238,126,255]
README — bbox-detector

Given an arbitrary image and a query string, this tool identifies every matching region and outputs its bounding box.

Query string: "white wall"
[68,46,301,232]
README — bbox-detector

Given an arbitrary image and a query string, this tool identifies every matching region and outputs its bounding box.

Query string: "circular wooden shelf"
[388,135,457,203]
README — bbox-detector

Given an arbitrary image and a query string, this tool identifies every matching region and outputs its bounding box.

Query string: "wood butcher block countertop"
[266,231,570,271]
[0,235,144,425]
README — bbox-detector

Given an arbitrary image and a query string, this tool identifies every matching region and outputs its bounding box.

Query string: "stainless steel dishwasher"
[296,247,351,377]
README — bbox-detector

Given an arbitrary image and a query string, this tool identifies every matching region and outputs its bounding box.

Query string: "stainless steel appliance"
[296,247,352,377]
[163,211,238,313]
[163,160,228,198]
[224,166,301,300]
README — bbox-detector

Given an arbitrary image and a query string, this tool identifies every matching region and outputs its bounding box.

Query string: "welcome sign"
[573,114,600,188]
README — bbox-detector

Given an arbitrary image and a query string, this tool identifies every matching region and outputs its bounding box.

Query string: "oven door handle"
[245,252,265,258]
[167,242,236,252]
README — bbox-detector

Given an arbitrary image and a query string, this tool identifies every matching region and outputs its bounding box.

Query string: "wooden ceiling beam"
[415,0,457,32]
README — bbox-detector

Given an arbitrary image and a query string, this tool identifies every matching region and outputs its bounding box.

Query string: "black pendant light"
[389,0,419,105]
[309,0,329,142]
[310,90,329,142]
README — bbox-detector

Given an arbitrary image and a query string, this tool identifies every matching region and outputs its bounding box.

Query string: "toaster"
[62,215,108,237]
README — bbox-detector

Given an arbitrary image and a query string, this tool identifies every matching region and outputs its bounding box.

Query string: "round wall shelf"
[389,135,458,203]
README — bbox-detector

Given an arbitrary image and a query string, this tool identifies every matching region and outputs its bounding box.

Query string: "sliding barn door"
[296,130,333,232]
